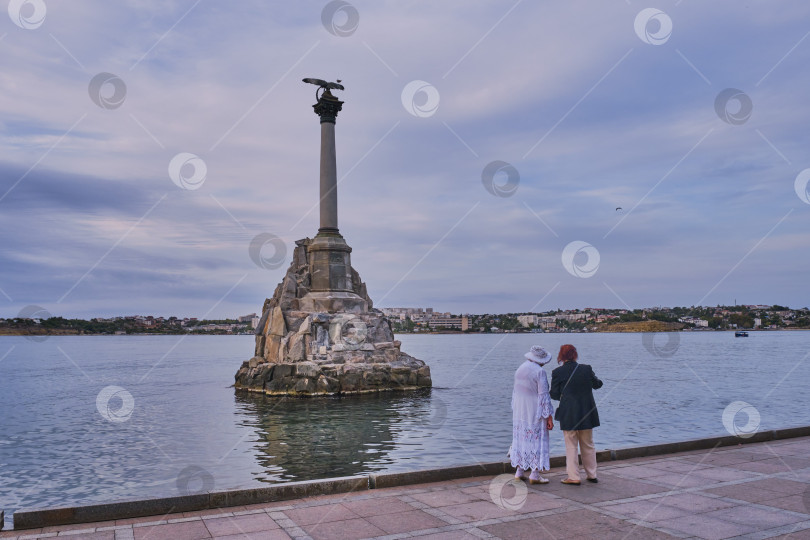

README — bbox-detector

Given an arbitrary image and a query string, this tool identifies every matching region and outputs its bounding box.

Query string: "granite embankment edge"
[9,425,810,530]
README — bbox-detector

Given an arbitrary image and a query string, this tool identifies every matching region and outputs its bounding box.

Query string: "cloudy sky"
[1,0,809,319]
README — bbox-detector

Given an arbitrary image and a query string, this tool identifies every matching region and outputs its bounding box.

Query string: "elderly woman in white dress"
[511,345,555,484]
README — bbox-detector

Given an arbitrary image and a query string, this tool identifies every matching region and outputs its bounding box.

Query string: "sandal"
[561,478,581,485]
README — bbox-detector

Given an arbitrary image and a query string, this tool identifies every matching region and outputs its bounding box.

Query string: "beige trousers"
[563,429,597,482]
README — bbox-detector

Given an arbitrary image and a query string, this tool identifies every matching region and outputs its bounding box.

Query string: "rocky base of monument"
[234,238,432,396]
[234,344,432,396]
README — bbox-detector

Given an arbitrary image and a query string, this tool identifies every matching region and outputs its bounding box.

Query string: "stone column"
[319,121,338,233]
[300,87,367,312]
[314,90,343,237]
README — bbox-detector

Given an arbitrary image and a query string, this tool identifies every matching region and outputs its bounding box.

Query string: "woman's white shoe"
[529,471,549,484]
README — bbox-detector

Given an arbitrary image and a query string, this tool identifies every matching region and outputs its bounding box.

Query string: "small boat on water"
[735,331,749,337]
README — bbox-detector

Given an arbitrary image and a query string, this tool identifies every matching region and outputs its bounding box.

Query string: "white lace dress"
[510,360,554,471]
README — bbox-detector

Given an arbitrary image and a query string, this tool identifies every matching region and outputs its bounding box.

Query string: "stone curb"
[9,425,810,531]
[603,426,810,461]
[11,476,367,530]
[369,462,507,489]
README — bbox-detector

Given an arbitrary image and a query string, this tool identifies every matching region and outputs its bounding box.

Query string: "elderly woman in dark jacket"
[550,344,603,485]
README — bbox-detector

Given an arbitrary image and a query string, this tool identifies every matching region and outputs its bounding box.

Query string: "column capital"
[313,90,344,124]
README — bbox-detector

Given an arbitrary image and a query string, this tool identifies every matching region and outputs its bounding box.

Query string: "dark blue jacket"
[550,362,603,431]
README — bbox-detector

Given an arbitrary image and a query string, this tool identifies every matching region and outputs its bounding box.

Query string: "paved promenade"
[3,436,810,539]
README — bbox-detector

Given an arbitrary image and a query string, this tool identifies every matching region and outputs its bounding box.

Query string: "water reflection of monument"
[234,391,435,481]
[235,79,431,396]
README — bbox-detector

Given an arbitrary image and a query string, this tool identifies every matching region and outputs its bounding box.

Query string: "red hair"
[557,344,578,364]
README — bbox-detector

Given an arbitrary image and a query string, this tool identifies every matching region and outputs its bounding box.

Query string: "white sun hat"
[524,345,553,365]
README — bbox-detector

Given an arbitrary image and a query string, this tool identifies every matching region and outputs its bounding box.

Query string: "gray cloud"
[1,1,809,317]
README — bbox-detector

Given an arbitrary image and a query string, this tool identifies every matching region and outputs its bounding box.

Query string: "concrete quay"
[3,434,810,539]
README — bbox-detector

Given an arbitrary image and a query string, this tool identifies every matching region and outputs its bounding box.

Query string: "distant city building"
[381,308,460,329]
[427,316,462,329]
[237,313,260,329]
[193,323,242,332]
[380,307,435,319]
[517,315,538,327]
[516,313,588,327]
[538,316,558,330]
[679,317,708,327]
[556,313,590,322]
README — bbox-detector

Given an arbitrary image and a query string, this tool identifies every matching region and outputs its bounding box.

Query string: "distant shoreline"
[0,330,254,337]
[0,328,805,337]
[395,328,810,335]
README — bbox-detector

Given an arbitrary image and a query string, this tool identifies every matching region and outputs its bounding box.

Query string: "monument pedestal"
[298,234,368,313]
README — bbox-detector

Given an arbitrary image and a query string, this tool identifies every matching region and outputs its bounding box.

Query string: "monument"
[234,79,432,396]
